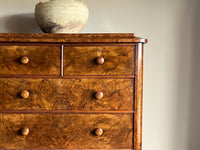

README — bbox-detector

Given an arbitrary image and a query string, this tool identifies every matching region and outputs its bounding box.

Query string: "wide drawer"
[0,46,60,75]
[0,78,134,111]
[64,46,135,75]
[0,114,133,149]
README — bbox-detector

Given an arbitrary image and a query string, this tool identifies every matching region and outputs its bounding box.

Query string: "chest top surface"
[0,33,147,43]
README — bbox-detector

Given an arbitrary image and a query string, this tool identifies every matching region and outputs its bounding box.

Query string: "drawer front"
[0,78,134,111]
[0,46,60,75]
[0,114,133,149]
[64,46,135,75]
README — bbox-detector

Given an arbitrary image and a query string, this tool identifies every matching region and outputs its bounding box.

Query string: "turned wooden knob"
[21,90,29,99]
[20,56,29,64]
[95,91,104,100]
[21,127,29,136]
[96,56,104,65]
[95,128,103,136]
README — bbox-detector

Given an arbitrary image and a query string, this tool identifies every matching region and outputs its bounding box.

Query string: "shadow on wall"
[188,0,200,149]
[0,13,42,33]
[174,0,200,149]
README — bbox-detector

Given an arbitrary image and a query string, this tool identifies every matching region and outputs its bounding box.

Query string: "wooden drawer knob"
[95,128,103,136]
[21,90,29,99]
[20,56,29,64]
[21,127,29,136]
[96,56,104,65]
[95,91,104,100]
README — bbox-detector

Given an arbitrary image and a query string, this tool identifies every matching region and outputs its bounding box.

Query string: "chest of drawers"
[0,33,147,150]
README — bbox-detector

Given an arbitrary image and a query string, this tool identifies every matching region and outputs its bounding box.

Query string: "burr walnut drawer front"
[0,78,134,111]
[0,114,133,149]
[64,46,135,75]
[0,46,60,75]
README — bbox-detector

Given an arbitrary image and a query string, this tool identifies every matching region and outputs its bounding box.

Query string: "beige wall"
[0,0,200,150]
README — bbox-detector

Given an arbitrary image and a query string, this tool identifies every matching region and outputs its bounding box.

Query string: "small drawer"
[0,78,134,111]
[0,46,60,75]
[0,114,133,149]
[64,46,135,75]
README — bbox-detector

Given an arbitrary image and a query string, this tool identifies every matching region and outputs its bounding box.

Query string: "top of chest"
[0,33,147,44]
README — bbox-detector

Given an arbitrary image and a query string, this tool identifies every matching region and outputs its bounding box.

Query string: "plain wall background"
[0,0,199,150]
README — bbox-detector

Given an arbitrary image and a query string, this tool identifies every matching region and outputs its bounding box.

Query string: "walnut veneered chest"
[0,33,147,150]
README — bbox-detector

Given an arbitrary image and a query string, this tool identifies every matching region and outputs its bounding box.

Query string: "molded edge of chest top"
[0,33,147,44]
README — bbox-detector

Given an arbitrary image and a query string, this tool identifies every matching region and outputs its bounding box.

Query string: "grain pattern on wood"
[0,46,60,75]
[0,33,147,43]
[0,110,134,114]
[0,114,133,149]
[0,75,135,79]
[64,46,135,75]
[134,43,144,150]
[0,149,133,150]
[0,33,147,150]
[0,78,134,111]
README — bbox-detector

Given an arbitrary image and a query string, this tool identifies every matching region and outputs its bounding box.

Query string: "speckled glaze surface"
[35,0,89,33]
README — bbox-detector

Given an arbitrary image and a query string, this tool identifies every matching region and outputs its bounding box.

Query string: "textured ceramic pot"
[35,0,89,33]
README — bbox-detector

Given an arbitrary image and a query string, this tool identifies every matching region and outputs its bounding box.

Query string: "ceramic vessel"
[35,0,89,33]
